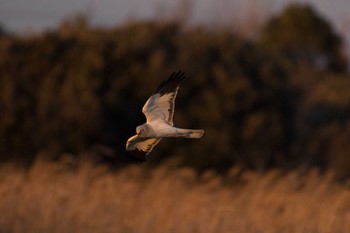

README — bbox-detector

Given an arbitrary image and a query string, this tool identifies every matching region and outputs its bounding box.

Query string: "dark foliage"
[260,3,348,73]
[0,4,350,177]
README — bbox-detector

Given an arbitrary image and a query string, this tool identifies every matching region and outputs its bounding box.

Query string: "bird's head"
[136,125,145,136]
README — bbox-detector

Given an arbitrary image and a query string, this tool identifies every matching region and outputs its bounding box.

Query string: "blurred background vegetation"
[1,3,350,178]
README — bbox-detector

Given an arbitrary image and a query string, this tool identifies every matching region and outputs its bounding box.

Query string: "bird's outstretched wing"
[142,70,186,125]
[126,135,161,162]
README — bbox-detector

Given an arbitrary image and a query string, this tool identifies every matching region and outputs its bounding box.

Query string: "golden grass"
[0,160,349,233]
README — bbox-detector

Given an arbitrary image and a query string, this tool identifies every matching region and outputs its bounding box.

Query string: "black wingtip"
[154,70,186,96]
[128,149,148,163]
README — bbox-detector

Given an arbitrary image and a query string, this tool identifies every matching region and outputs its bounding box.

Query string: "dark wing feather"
[128,149,148,163]
[154,70,186,96]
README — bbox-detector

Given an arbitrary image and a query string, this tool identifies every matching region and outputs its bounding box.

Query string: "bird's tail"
[177,129,204,138]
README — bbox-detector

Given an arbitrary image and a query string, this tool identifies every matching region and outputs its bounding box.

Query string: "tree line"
[0,4,349,177]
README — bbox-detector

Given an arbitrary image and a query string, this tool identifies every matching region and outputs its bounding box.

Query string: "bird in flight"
[126,70,204,162]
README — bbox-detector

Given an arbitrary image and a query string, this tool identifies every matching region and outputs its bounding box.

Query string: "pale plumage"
[126,70,204,162]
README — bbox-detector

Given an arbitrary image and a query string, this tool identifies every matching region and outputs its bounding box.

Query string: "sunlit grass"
[0,160,349,233]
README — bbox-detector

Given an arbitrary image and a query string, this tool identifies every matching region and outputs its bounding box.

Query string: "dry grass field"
[0,159,349,233]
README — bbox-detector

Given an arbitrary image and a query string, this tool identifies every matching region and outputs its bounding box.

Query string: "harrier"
[126,70,204,162]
